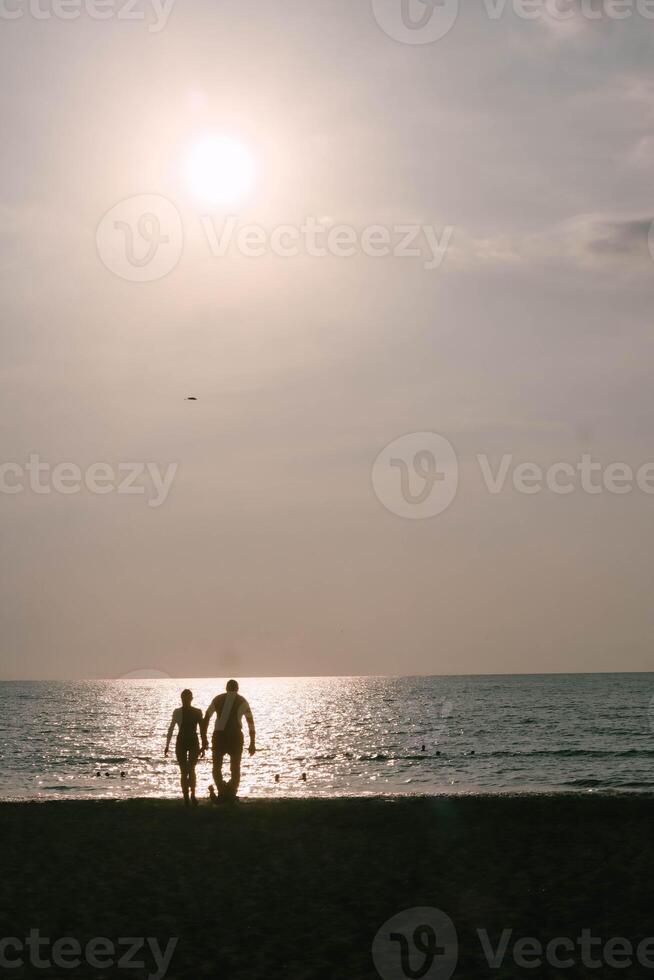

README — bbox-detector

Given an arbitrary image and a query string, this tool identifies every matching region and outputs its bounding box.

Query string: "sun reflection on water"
[1,674,652,800]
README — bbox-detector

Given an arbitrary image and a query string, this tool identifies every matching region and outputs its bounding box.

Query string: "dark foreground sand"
[1,795,653,979]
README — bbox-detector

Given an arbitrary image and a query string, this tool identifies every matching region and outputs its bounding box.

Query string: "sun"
[183,134,256,208]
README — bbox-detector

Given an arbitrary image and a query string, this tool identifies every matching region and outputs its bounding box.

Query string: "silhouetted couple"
[165,680,256,806]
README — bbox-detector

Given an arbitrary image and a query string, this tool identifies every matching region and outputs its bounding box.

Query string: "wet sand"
[1,795,653,978]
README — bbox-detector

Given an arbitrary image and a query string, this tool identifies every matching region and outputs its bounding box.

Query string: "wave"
[561,778,654,788]
[488,748,654,759]
[357,753,445,762]
[353,747,654,762]
[40,785,85,791]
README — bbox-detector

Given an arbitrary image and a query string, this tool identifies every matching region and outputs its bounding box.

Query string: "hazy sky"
[2,0,654,679]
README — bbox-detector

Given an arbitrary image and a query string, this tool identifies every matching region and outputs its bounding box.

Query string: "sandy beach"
[2,794,653,978]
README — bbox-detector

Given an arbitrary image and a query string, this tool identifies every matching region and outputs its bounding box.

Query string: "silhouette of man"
[203,680,256,801]
[165,688,204,806]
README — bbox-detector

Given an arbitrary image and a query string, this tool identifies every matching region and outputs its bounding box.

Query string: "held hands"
[164,746,169,757]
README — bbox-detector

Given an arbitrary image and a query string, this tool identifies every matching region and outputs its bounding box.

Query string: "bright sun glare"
[183,135,256,208]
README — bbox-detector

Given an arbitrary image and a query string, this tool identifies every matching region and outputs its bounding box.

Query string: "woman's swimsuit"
[175,706,202,767]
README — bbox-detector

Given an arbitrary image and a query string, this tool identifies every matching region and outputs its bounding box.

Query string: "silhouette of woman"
[165,689,204,806]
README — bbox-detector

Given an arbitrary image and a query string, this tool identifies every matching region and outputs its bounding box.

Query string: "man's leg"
[228,743,243,796]
[212,736,226,788]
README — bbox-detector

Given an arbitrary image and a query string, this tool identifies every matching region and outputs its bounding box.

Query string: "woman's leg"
[187,746,200,803]
[175,744,190,801]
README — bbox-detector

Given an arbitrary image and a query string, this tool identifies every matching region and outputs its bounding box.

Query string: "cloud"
[584,216,652,255]
[531,0,643,41]
[446,213,654,274]
[559,214,654,268]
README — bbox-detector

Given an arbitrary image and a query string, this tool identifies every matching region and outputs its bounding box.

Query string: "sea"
[1,674,653,801]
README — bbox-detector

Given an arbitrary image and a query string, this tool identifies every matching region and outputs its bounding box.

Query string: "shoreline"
[3,786,654,804]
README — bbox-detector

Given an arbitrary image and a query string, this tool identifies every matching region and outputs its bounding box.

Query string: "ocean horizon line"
[2,669,654,683]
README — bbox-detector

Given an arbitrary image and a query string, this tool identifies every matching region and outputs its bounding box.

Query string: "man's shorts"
[212,731,244,758]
